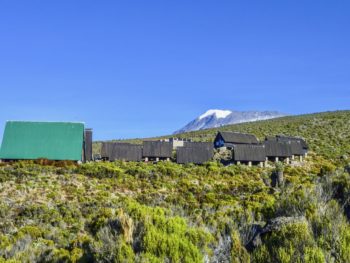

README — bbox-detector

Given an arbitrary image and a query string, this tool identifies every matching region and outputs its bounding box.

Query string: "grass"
[1,110,350,262]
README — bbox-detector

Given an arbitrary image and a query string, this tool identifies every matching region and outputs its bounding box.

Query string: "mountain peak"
[174,109,287,134]
[199,109,232,120]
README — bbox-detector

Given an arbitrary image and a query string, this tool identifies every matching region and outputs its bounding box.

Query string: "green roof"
[0,121,85,161]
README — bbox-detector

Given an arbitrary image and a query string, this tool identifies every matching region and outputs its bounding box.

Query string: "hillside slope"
[99,110,350,160]
[175,110,350,160]
[1,110,350,262]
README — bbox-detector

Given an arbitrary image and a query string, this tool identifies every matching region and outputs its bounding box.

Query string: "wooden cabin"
[264,140,292,163]
[266,135,308,160]
[214,131,259,149]
[176,142,214,164]
[142,141,172,161]
[276,135,308,155]
[101,142,142,162]
[232,144,266,166]
[288,141,304,159]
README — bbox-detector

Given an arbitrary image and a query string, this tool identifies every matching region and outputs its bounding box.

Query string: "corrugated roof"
[265,136,305,155]
[176,142,214,164]
[0,121,84,161]
[264,140,292,158]
[232,144,266,162]
[101,142,142,161]
[142,141,172,158]
[289,141,304,155]
[276,135,308,149]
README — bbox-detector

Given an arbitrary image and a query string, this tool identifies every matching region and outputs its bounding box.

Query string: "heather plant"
[0,111,350,262]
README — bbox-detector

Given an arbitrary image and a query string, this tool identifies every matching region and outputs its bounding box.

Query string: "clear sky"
[0,1,349,141]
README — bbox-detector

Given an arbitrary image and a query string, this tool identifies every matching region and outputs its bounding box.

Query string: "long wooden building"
[142,141,172,161]
[276,135,308,155]
[264,140,292,162]
[232,144,266,166]
[265,135,308,160]
[101,142,143,162]
[176,142,213,164]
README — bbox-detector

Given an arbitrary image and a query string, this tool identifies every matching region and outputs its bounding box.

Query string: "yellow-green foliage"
[1,111,350,262]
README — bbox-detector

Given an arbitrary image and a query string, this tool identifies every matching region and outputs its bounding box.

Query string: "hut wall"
[101,142,142,161]
[276,135,308,150]
[142,141,172,158]
[232,144,266,162]
[289,141,303,156]
[264,141,292,158]
[176,142,214,164]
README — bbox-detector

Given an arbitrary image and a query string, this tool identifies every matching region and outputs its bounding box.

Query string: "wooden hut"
[288,141,304,157]
[176,142,214,164]
[232,144,266,166]
[266,135,308,160]
[276,135,308,155]
[142,141,172,161]
[101,142,142,162]
[264,140,292,163]
[214,131,259,148]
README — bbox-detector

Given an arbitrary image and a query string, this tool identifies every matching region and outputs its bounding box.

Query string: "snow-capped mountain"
[174,109,287,134]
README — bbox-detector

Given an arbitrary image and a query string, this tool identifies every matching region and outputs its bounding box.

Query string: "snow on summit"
[174,109,287,134]
[199,109,232,120]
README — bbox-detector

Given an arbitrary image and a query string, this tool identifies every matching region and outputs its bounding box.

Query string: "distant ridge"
[174,109,287,134]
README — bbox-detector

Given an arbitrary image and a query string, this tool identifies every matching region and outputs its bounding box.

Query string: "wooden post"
[275,157,279,163]
[248,161,252,167]
[259,162,263,168]
[292,155,295,160]
[300,156,303,162]
[285,157,290,164]
[156,157,159,162]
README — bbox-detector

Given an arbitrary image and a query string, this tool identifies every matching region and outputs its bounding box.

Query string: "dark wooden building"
[142,141,172,161]
[101,142,142,162]
[214,131,259,148]
[176,142,214,164]
[264,140,292,162]
[288,141,304,156]
[232,144,266,166]
[276,135,308,155]
[266,135,308,157]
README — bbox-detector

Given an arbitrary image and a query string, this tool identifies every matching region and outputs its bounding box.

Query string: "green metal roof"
[0,121,85,161]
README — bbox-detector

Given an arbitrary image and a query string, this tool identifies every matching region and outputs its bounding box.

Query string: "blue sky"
[0,1,349,140]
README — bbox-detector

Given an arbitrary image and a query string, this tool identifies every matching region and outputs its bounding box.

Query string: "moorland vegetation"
[1,110,350,262]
